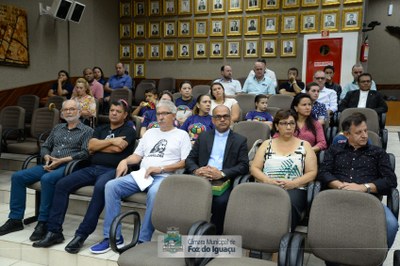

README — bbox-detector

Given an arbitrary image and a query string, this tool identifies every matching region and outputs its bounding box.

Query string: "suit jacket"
[185,130,249,181]
[339,90,388,114]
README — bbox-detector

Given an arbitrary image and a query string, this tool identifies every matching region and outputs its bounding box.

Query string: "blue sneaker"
[89,236,124,254]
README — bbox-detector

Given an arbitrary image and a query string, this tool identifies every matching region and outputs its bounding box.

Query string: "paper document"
[130,168,154,191]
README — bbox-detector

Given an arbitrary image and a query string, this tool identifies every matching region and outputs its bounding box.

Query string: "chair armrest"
[278,232,293,266]
[387,188,399,220]
[186,221,216,266]
[288,233,305,266]
[64,159,91,176]
[110,210,141,254]
[380,113,386,129]
[2,128,25,144]
[36,130,51,147]
[381,128,388,150]
[233,174,254,187]
[333,112,340,127]
[22,154,42,169]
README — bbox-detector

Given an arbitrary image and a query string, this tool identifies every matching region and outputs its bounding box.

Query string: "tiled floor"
[0,126,399,265]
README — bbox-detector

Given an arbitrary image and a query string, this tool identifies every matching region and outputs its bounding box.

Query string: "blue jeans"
[103,174,165,242]
[46,165,115,239]
[384,205,398,248]
[9,164,66,221]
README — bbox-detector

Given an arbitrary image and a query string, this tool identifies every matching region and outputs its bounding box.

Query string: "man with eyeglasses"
[339,73,387,115]
[186,105,249,234]
[243,61,275,96]
[89,100,191,254]
[32,100,136,254]
[313,70,337,117]
[0,100,93,241]
[340,63,377,101]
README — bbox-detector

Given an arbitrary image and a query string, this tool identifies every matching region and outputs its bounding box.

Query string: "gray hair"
[156,99,177,114]
[62,99,82,111]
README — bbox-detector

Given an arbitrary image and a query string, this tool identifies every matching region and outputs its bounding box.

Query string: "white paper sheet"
[130,168,154,191]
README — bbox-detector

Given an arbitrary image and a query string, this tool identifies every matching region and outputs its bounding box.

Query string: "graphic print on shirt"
[149,139,167,158]
[268,158,301,179]
[188,122,207,140]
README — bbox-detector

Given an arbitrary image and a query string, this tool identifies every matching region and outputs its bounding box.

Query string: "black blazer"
[339,90,388,114]
[185,130,249,180]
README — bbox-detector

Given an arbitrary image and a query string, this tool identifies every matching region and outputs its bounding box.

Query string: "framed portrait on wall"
[164,0,177,15]
[178,20,192,37]
[342,8,362,31]
[300,12,318,33]
[262,14,279,35]
[134,22,146,38]
[228,0,242,12]
[283,0,300,9]
[264,0,280,10]
[281,13,298,34]
[194,19,208,37]
[211,0,225,13]
[194,41,208,59]
[226,40,241,58]
[227,17,242,36]
[134,63,145,78]
[120,2,131,17]
[163,43,176,60]
[134,44,146,60]
[164,21,177,38]
[245,16,260,36]
[120,44,131,59]
[322,0,340,6]
[120,23,131,39]
[122,61,131,75]
[178,42,191,59]
[210,40,224,59]
[148,43,161,60]
[281,38,296,57]
[262,39,277,57]
[210,18,225,37]
[134,1,146,17]
[149,21,161,38]
[301,0,319,7]
[195,0,209,14]
[246,0,261,11]
[178,0,192,14]
[244,39,259,58]
[321,10,339,31]
[149,0,161,16]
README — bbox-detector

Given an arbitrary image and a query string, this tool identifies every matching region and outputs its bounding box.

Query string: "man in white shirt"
[341,63,377,101]
[214,65,242,97]
[242,61,275,96]
[246,59,277,89]
[314,70,337,116]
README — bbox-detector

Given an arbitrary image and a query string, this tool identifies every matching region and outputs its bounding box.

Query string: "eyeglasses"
[314,77,326,80]
[156,112,172,116]
[278,121,296,127]
[213,114,231,120]
[62,108,77,113]
[359,80,371,83]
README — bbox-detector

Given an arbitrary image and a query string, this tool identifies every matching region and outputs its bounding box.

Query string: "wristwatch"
[160,167,165,174]
[363,183,371,193]
[220,171,226,178]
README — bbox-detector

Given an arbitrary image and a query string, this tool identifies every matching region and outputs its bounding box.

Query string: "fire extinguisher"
[360,36,369,62]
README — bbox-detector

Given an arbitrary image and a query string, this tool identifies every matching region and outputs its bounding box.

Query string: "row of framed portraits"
[120,38,298,62]
[120,7,362,40]
[120,0,363,17]
[122,62,146,78]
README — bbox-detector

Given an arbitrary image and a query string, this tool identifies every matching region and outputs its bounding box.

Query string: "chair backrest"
[308,190,387,266]
[172,92,181,102]
[235,94,256,121]
[30,107,60,138]
[110,88,133,106]
[338,108,380,134]
[45,96,65,110]
[232,121,271,151]
[223,183,291,252]
[157,77,176,93]
[131,116,142,139]
[139,79,156,86]
[368,130,382,147]
[266,106,280,118]
[237,77,247,87]
[0,106,25,130]
[268,94,293,110]
[17,95,40,124]
[133,83,155,106]
[192,85,210,100]
[152,174,212,235]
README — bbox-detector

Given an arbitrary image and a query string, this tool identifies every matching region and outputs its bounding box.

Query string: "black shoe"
[65,235,86,254]
[0,219,23,236]
[32,232,64,248]
[29,221,47,241]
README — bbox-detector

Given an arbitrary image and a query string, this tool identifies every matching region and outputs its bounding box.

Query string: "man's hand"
[194,166,223,180]
[340,182,366,192]
[116,160,128,178]
[109,137,128,150]
[43,156,64,171]
[145,166,163,178]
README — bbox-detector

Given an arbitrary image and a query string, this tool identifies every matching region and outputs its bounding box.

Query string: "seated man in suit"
[339,73,388,116]
[318,112,398,251]
[186,105,249,234]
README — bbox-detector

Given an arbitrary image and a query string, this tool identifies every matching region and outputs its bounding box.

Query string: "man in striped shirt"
[0,99,93,242]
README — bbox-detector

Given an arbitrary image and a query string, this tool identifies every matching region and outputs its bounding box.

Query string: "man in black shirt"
[32,101,136,253]
[318,112,398,248]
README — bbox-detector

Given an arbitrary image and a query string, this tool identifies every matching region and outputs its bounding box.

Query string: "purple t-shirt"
[245,110,273,122]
